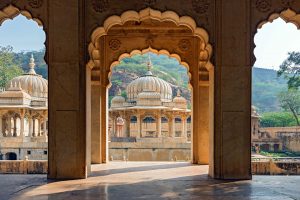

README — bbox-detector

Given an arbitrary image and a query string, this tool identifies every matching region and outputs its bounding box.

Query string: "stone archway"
[86,8,214,176]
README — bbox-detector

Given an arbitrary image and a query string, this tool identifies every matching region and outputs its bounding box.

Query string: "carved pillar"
[38,118,41,136]
[136,113,141,138]
[198,85,209,164]
[213,0,251,179]
[169,116,175,138]
[0,113,2,137]
[8,117,12,137]
[20,116,25,138]
[29,117,33,137]
[12,117,17,137]
[100,68,108,164]
[91,83,101,164]
[125,116,130,137]
[182,116,187,139]
[43,119,47,136]
[157,111,161,138]
[32,118,36,137]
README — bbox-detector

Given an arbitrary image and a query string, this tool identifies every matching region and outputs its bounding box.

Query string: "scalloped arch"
[88,8,213,71]
[0,4,43,27]
[257,9,300,29]
[108,47,192,89]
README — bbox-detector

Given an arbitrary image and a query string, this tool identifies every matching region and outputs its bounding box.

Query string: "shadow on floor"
[90,162,196,177]
[11,175,257,200]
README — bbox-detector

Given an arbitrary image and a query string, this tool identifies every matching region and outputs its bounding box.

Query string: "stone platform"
[0,162,299,200]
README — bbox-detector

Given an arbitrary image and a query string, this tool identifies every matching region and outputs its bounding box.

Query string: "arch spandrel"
[0,3,47,28]
[88,8,213,73]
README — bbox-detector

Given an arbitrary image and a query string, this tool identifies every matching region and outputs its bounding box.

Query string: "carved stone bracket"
[255,0,272,13]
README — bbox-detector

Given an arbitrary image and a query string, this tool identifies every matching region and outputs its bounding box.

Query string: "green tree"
[0,46,23,88]
[277,51,300,89]
[260,112,298,127]
[277,89,300,125]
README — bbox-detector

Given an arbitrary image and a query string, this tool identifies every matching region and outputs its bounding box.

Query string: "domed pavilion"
[109,57,191,141]
[0,55,48,141]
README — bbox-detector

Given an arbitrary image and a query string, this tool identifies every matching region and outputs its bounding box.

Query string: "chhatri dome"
[111,88,125,108]
[7,54,48,99]
[126,55,173,102]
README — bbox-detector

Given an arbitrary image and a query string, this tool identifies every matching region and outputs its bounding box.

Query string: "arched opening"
[252,9,300,174]
[87,8,214,176]
[0,5,48,161]
[108,52,192,161]
[5,152,17,160]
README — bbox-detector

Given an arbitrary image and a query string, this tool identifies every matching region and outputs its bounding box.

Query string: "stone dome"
[126,57,172,102]
[137,89,161,106]
[111,89,125,108]
[7,55,48,99]
[173,89,187,109]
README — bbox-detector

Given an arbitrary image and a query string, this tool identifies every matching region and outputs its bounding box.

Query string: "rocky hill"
[109,53,191,105]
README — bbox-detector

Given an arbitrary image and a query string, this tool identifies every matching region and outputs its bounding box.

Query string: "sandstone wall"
[109,142,191,161]
[0,160,47,174]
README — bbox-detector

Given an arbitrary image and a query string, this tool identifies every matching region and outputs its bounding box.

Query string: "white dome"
[111,89,125,108]
[6,55,48,99]
[126,70,172,102]
[137,90,161,106]
[173,90,187,109]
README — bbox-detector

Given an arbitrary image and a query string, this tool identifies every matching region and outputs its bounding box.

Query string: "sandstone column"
[20,116,25,138]
[29,118,33,137]
[157,111,161,137]
[91,83,101,164]
[0,113,2,137]
[136,113,141,138]
[32,119,36,137]
[8,117,12,137]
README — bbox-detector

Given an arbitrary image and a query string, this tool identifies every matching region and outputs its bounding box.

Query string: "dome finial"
[147,54,152,71]
[177,89,181,97]
[28,54,36,74]
[117,88,122,96]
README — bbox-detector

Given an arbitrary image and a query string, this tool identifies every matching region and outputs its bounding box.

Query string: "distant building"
[109,56,191,141]
[251,106,300,153]
[0,55,48,160]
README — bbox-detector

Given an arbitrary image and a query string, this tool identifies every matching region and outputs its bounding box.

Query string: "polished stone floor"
[1,162,300,200]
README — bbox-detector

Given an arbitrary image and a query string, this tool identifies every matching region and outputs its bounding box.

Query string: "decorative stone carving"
[144,0,156,6]
[281,0,294,7]
[192,0,210,14]
[27,0,43,8]
[178,39,191,52]
[109,39,121,51]
[92,0,109,13]
[255,0,272,12]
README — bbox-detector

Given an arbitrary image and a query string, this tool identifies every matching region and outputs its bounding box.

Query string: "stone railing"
[0,160,47,174]
[252,157,300,175]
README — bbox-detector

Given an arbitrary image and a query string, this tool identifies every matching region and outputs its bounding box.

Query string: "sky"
[0,15,300,70]
[0,15,45,52]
